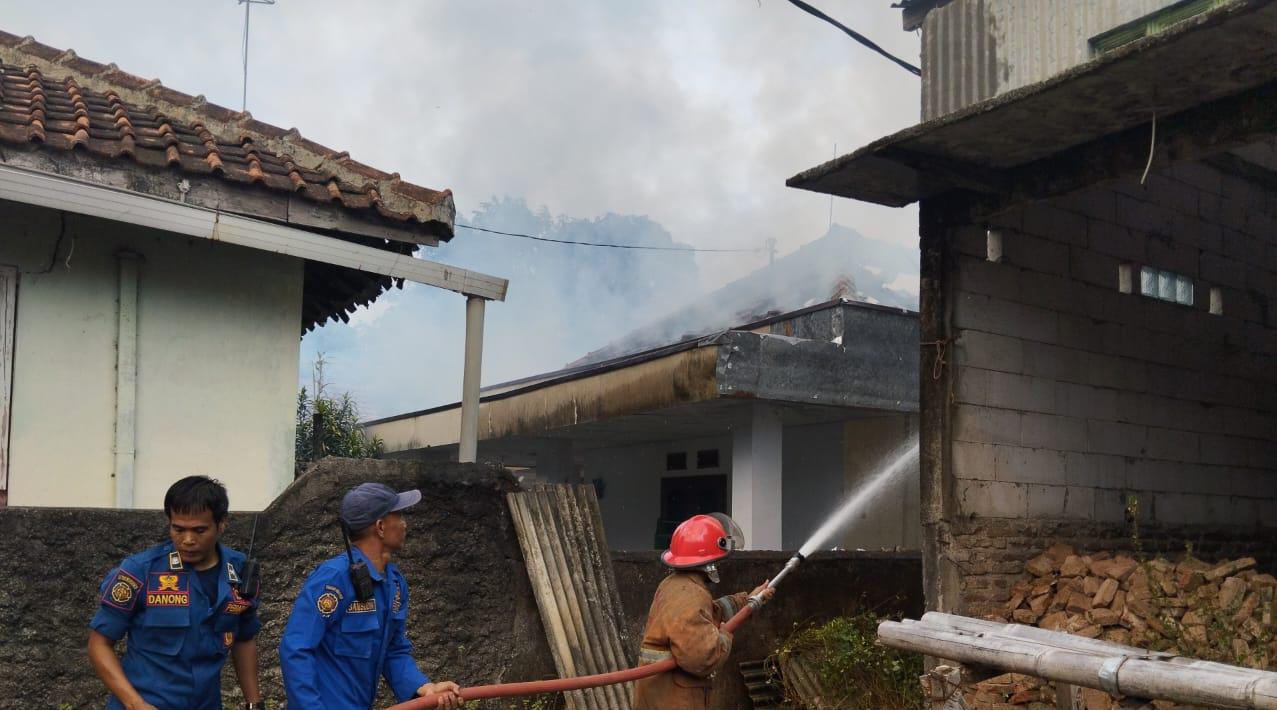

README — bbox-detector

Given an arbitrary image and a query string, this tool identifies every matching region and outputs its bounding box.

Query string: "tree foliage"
[295,354,383,473]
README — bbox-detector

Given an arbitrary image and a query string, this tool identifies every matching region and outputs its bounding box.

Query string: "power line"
[785,0,921,76]
[455,223,759,254]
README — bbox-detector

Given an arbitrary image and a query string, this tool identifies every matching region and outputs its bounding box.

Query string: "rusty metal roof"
[789,0,1277,207]
[0,31,454,241]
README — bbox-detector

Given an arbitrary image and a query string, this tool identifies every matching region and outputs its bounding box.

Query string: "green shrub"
[774,612,923,709]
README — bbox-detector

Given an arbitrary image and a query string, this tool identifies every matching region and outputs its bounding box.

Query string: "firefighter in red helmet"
[632,513,775,710]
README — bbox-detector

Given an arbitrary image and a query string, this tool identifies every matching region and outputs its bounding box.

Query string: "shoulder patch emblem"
[316,591,340,616]
[224,587,253,615]
[103,569,143,611]
[392,583,403,613]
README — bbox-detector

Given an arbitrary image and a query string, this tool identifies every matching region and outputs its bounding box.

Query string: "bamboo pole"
[879,617,1277,709]
[915,614,1261,681]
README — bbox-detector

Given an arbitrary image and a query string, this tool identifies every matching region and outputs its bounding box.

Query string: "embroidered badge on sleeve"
[316,592,340,616]
[102,569,143,611]
[224,587,253,615]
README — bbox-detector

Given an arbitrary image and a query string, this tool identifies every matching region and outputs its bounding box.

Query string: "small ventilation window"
[986,229,1004,263]
[1118,263,1135,294]
[696,449,720,469]
[1139,266,1193,306]
[1209,287,1223,316]
[666,452,687,471]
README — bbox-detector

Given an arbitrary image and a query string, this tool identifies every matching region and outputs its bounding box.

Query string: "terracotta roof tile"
[0,33,454,237]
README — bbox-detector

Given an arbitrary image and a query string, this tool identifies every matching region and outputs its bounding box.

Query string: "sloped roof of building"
[0,32,454,236]
[568,225,919,367]
[0,31,457,331]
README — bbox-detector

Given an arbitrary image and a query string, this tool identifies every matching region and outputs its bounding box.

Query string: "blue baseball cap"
[339,483,422,531]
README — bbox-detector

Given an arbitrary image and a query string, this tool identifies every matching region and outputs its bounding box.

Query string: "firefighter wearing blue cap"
[87,475,263,710]
[280,482,462,709]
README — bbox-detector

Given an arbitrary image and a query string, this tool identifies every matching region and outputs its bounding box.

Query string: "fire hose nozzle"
[747,553,805,608]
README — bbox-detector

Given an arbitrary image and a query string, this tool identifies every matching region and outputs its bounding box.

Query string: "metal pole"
[459,296,486,463]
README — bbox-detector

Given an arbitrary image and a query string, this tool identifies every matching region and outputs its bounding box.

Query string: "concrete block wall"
[942,159,1277,612]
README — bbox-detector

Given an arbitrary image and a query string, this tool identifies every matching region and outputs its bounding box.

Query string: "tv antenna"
[238,0,277,112]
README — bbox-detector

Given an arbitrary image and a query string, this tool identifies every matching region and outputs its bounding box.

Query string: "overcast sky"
[2,2,923,415]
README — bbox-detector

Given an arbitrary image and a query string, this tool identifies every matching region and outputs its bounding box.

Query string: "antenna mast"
[239,0,277,112]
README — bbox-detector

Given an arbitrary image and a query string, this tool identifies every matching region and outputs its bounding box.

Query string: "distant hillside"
[568,224,918,367]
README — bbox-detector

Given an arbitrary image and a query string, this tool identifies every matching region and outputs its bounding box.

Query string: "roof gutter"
[0,163,507,301]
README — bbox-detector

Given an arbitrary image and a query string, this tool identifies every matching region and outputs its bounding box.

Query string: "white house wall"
[781,421,847,549]
[0,202,302,509]
[577,419,920,552]
[583,435,733,551]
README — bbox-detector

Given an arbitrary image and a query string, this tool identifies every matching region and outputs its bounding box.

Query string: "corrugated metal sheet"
[778,652,836,708]
[508,484,635,710]
[921,0,1183,120]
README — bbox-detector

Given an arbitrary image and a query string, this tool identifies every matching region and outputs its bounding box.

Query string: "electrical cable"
[785,0,921,76]
[455,223,759,253]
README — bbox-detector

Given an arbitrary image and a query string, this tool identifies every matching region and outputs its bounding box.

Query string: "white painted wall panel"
[0,201,302,510]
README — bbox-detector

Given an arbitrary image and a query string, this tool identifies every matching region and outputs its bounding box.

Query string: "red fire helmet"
[661,513,745,569]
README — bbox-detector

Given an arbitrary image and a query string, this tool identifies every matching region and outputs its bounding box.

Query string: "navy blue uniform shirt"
[90,541,260,710]
[280,547,430,708]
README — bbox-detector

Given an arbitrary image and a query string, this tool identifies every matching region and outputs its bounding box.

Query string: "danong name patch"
[147,572,190,607]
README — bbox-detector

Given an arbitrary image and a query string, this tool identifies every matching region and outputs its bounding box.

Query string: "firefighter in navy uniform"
[633,513,775,710]
[87,476,263,710]
[279,482,462,709]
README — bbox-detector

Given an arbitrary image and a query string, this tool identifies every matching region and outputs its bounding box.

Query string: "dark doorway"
[654,474,728,549]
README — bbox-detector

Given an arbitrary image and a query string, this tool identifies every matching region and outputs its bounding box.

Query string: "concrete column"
[459,296,486,463]
[114,251,141,508]
[731,403,783,550]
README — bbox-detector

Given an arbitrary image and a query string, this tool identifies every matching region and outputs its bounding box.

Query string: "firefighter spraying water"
[397,441,920,709]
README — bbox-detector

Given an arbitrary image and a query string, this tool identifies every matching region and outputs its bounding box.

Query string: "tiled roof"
[0,31,454,239]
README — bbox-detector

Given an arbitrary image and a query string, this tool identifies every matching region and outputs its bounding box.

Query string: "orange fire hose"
[389,602,756,709]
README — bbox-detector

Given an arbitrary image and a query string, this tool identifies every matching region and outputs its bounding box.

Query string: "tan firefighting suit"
[632,571,749,710]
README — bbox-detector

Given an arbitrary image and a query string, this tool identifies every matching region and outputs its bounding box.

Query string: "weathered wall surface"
[0,201,303,509]
[611,550,924,710]
[0,459,556,708]
[935,159,1277,614]
[919,0,1184,120]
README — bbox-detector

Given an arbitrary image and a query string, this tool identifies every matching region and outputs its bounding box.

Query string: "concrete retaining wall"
[0,457,923,708]
[0,458,555,708]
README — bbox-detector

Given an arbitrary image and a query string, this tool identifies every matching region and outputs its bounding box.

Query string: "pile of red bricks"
[963,544,1277,709]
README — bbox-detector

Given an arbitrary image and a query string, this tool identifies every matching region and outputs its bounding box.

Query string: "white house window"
[1140,266,1194,306]
[1210,287,1223,316]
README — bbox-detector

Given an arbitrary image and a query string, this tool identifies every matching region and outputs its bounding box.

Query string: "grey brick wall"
[942,159,1277,612]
